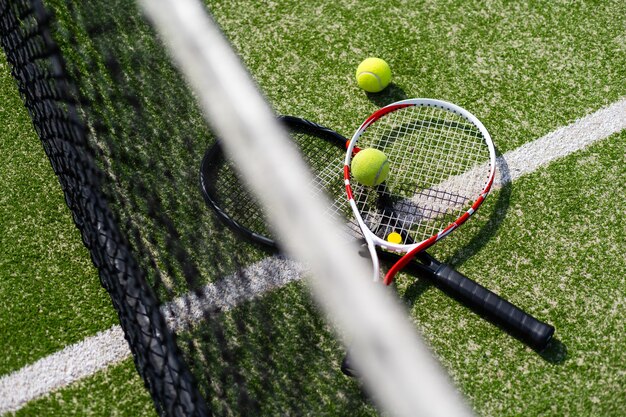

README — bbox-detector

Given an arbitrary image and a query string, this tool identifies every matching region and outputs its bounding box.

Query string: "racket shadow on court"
[399,151,567,364]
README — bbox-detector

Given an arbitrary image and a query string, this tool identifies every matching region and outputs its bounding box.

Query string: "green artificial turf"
[1,0,624,415]
[199,3,626,412]
[208,0,626,153]
[0,57,119,376]
[14,130,624,417]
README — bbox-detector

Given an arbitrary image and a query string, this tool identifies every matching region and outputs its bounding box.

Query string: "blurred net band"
[0,0,469,415]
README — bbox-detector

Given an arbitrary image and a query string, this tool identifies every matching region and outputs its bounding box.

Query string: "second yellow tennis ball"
[355,58,392,93]
[351,148,390,186]
[387,232,403,244]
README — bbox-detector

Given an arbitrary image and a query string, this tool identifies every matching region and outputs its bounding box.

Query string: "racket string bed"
[354,104,492,244]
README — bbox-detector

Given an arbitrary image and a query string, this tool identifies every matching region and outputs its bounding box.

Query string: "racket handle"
[433,264,554,351]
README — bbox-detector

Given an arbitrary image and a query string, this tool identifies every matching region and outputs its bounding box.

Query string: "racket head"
[344,98,496,253]
[200,116,350,249]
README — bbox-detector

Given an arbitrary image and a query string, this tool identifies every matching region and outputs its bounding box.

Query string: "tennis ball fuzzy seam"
[371,158,389,184]
[357,71,385,91]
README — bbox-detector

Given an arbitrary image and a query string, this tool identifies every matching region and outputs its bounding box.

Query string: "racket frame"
[344,98,497,283]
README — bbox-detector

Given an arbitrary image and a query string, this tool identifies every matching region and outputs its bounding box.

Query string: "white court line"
[495,99,626,186]
[0,257,305,414]
[0,327,130,415]
[1,98,625,414]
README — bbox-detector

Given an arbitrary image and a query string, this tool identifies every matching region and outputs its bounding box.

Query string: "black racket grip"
[433,264,554,351]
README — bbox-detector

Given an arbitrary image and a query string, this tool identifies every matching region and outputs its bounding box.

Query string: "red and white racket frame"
[344,98,497,285]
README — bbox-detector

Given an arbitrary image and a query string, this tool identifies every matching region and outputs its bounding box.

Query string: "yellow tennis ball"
[355,57,392,93]
[351,148,390,186]
[387,232,403,244]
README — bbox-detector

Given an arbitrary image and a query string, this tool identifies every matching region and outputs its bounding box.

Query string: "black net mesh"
[0,0,368,415]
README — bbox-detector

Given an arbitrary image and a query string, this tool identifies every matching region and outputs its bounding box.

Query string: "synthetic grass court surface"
[1,0,625,415]
[0,58,118,376]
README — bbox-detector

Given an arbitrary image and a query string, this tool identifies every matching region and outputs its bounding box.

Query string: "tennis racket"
[200,114,555,352]
[344,98,500,285]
